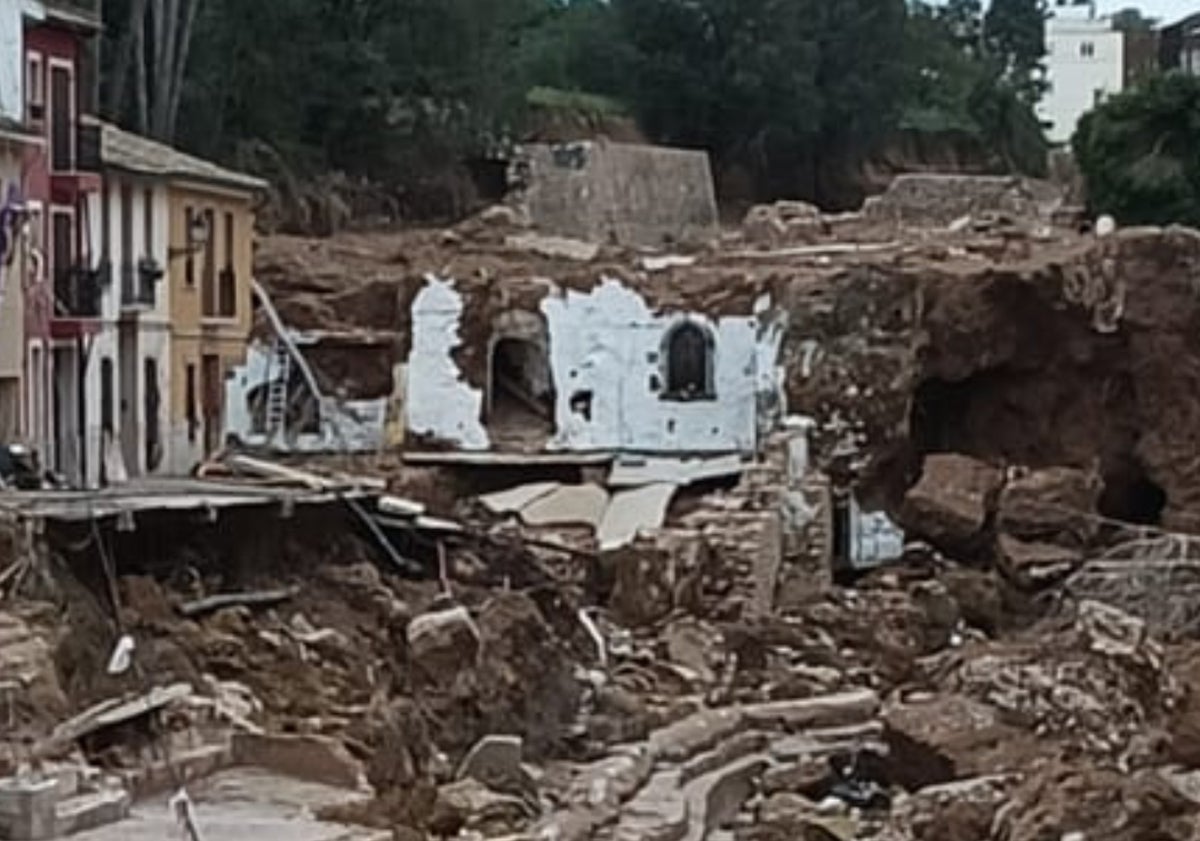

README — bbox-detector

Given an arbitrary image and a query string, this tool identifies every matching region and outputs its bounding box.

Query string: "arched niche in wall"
[660,318,716,401]
[486,310,555,448]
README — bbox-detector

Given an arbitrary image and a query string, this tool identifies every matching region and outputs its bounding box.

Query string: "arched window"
[662,320,715,401]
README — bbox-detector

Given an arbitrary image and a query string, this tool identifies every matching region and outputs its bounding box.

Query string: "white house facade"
[84,130,172,484]
[1039,11,1126,144]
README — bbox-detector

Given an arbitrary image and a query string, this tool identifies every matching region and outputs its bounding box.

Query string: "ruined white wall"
[405,277,488,450]
[403,276,783,454]
[223,340,388,454]
[541,279,763,453]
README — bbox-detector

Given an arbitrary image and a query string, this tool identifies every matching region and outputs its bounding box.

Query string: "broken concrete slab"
[49,684,194,748]
[613,768,688,841]
[232,733,366,790]
[902,454,1002,547]
[456,735,534,798]
[649,708,746,765]
[505,233,600,262]
[742,689,880,731]
[607,455,747,488]
[519,483,609,529]
[599,483,677,550]
[479,482,561,515]
[680,754,766,841]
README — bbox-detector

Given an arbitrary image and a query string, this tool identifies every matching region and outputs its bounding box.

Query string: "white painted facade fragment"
[403,275,785,455]
[405,276,490,450]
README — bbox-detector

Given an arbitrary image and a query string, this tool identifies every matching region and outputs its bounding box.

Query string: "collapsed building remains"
[8,157,1200,841]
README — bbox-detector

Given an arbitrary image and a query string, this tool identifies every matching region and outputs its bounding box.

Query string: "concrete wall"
[404,276,785,455]
[1039,17,1125,144]
[517,141,719,248]
[863,174,1064,226]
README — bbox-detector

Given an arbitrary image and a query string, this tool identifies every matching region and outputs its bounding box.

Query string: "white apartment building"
[1039,6,1127,144]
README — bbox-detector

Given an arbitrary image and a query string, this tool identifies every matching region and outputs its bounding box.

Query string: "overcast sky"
[1092,0,1194,23]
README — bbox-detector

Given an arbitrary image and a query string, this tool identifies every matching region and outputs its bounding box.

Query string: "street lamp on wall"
[169,210,211,259]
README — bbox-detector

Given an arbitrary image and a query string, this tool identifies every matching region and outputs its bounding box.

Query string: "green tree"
[1074,73,1200,226]
[900,1,1046,175]
[611,0,904,206]
[983,0,1047,101]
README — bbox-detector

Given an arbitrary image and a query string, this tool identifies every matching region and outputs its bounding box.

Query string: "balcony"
[120,259,162,311]
[51,263,103,333]
[43,0,102,30]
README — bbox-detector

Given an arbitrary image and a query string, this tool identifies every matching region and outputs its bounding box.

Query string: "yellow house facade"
[166,179,262,472]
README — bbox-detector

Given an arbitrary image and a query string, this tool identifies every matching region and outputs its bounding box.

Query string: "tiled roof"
[86,117,267,193]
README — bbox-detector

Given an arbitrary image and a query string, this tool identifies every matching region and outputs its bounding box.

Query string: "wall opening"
[486,336,554,449]
[662,320,715,401]
[1098,461,1166,525]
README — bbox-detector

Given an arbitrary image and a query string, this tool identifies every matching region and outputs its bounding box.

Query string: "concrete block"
[0,777,59,840]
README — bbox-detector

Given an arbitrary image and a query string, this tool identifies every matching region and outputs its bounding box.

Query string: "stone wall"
[862,174,1064,227]
[514,141,719,248]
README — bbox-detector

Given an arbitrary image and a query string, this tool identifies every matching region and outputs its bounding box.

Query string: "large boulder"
[902,455,1003,548]
[996,466,1102,546]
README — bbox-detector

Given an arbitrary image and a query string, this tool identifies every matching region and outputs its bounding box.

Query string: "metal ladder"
[264,340,291,440]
